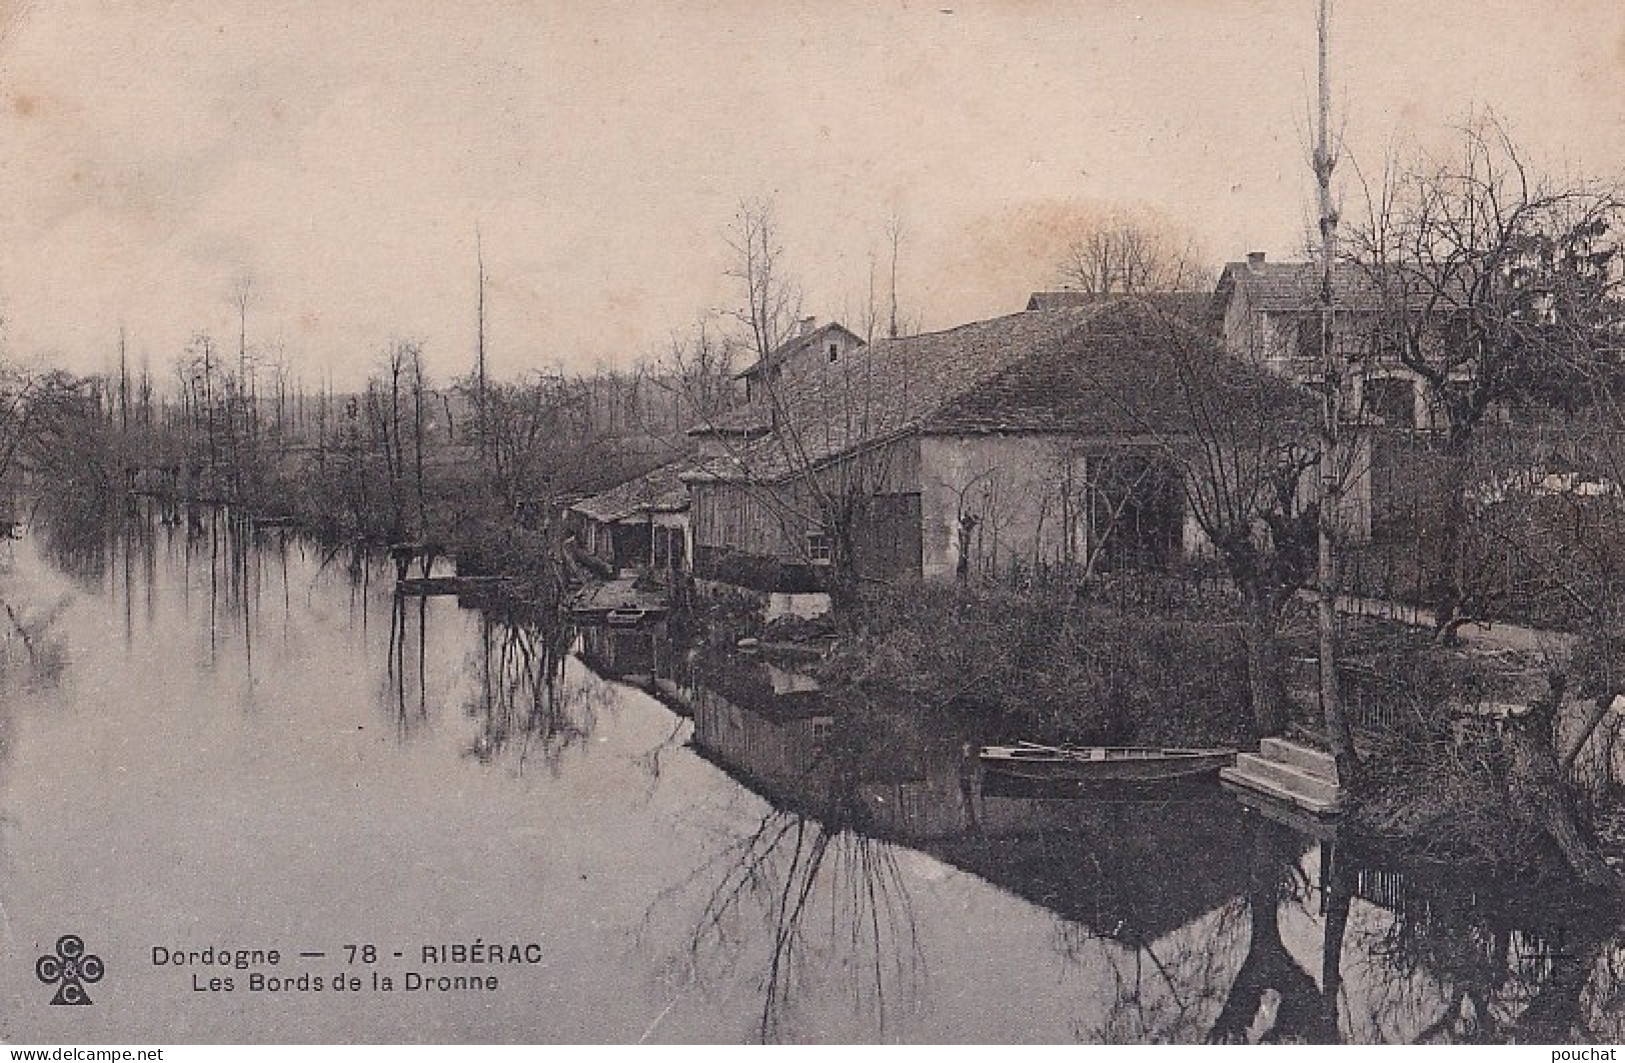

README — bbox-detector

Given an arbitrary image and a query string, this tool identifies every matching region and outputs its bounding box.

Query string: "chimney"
[1246,250,1267,270]
[798,316,816,337]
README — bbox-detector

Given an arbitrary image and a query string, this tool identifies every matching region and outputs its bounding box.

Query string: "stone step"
[1221,780,1344,840]
[1221,753,1343,815]
[1259,737,1338,781]
[1221,771,1343,819]
[1232,753,1342,803]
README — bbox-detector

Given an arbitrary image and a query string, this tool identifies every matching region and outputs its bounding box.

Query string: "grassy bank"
[816,582,1259,749]
[1338,628,1624,879]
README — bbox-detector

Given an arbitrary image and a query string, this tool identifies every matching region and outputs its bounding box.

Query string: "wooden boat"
[979,742,1235,783]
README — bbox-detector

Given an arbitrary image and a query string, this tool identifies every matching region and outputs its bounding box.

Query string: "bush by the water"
[820,583,1254,747]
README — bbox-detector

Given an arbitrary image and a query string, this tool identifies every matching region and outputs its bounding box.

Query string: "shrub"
[820,583,1253,747]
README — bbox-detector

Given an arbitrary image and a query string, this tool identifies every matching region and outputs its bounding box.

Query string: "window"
[806,531,832,564]
[1362,376,1416,429]
[828,343,839,363]
[811,718,834,749]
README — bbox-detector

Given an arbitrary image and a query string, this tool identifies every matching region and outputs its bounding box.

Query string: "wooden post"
[1315,0,1359,786]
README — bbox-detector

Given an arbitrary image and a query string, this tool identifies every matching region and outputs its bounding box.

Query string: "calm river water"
[0,508,1620,1043]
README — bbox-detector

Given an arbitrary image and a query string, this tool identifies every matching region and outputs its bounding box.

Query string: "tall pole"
[118,325,129,435]
[1315,0,1358,786]
[475,224,488,467]
[887,215,901,340]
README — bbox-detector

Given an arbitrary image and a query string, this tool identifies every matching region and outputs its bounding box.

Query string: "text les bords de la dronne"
[150,942,544,993]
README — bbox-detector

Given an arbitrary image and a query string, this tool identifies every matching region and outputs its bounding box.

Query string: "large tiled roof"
[691,306,1102,439]
[686,298,1298,484]
[1027,289,1216,325]
[924,305,1217,437]
[1213,257,1474,319]
[686,304,1108,482]
[568,458,692,523]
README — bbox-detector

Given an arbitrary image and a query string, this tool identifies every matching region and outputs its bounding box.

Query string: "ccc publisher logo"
[36,934,104,1005]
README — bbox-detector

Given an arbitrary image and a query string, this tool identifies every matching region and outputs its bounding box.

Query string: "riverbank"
[753,579,1625,887]
[58,464,1625,891]
[7,488,1623,1044]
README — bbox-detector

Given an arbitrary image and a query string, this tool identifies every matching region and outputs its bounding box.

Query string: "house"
[735,319,867,405]
[683,297,1365,594]
[566,458,692,574]
[1212,252,1443,431]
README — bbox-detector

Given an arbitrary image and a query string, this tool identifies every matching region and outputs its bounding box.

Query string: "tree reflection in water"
[1205,816,1341,1043]
[656,674,926,1043]
[460,607,596,769]
[1065,811,1623,1046]
[1346,858,1625,1043]
[673,799,923,1042]
[1059,894,1251,1042]
[987,796,1312,1043]
[32,505,1623,1044]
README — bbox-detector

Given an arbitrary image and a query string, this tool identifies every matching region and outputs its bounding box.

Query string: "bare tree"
[886,211,904,339]
[474,225,489,464]
[1311,0,1358,792]
[1339,111,1625,883]
[1348,114,1625,449]
[1346,112,1625,639]
[694,198,905,599]
[726,197,803,368]
[652,316,740,428]
[1056,206,1207,294]
[1108,308,1328,738]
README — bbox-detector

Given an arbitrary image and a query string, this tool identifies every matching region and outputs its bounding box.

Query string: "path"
[1315,591,1577,656]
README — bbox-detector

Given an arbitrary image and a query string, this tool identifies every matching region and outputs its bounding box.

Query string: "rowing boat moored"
[978,743,1235,783]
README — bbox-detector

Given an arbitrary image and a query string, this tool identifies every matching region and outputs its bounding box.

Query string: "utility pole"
[475,225,488,467]
[887,214,902,340]
[1315,0,1358,786]
[118,325,129,435]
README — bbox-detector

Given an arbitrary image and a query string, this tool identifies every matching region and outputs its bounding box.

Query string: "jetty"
[568,575,669,625]
[397,574,512,597]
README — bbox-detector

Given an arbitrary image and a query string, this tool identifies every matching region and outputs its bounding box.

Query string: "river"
[0,507,1620,1043]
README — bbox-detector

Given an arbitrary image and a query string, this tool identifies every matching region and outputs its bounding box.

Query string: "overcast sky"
[0,0,1620,388]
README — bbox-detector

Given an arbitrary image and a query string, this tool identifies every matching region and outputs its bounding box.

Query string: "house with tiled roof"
[682,296,1360,595]
[563,320,863,581]
[1213,251,1445,430]
[735,319,867,405]
[567,458,693,574]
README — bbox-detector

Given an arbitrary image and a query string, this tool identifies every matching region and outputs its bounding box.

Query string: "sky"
[0,0,1620,389]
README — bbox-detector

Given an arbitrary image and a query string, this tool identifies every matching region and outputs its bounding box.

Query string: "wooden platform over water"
[568,575,670,625]
[397,575,512,597]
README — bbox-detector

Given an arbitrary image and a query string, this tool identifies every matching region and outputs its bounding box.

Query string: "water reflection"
[1344,854,1625,1042]
[1205,817,1339,1043]
[461,609,587,767]
[647,657,911,1040]
[5,501,1622,1043]
[652,630,1625,1044]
